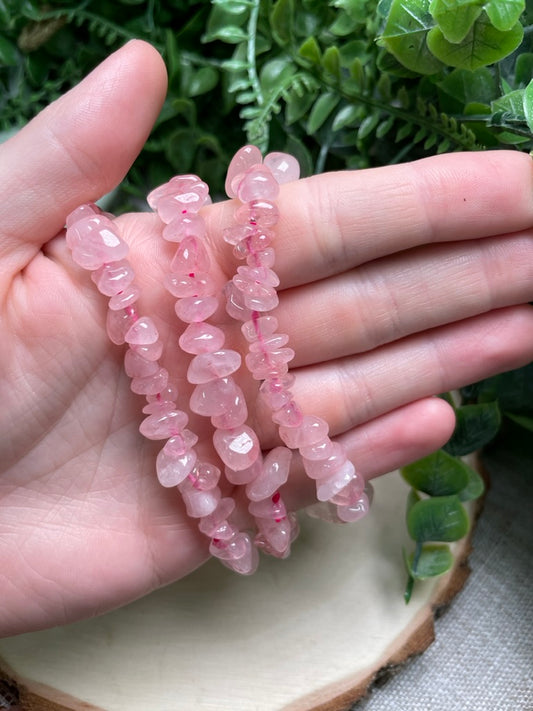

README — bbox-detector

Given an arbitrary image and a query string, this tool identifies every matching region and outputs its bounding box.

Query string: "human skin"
[0,40,532,638]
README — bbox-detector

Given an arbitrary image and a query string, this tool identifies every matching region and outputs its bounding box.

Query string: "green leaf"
[457,464,485,501]
[286,88,317,124]
[298,36,322,65]
[322,45,341,78]
[406,543,454,578]
[270,0,293,45]
[430,0,483,43]
[484,0,524,31]
[407,495,470,542]
[523,79,533,133]
[439,67,496,106]
[505,412,533,432]
[515,53,533,87]
[444,401,501,456]
[332,104,361,130]
[402,450,470,496]
[357,112,380,139]
[376,115,395,137]
[427,15,524,70]
[492,88,526,119]
[379,0,445,75]
[0,35,18,66]
[306,92,340,133]
[188,67,219,97]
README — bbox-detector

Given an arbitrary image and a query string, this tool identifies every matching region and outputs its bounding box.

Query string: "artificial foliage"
[1,0,532,598]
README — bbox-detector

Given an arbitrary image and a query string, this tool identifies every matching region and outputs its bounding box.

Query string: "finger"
[0,40,167,266]
[207,151,533,288]
[278,232,533,366]
[255,305,533,445]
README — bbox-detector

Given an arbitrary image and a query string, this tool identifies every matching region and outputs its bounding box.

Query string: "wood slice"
[0,469,479,711]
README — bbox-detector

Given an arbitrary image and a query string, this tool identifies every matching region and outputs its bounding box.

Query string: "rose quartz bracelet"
[65,145,371,575]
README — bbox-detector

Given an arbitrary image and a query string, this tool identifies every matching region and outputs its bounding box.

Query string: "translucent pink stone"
[246,348,294,380]
[224,282,253,321]
[65,203,99,227]
[139,409,188,439]
[304,501,341,524]
[259,375,295,410]
[329,475,365,506]
[336,492,370,523]
[142,399,176,415]
[163,213,207,242]
[130,339,164,361]
[170,235,210,274]
[271,400,303,427]
[249,491,287,521]
[108,283,141,311]
[187,350,241,384]
[302,443,347,480]
[225,457,263,485]
[186,461,221,491]
[180,486,221,518]
[198,496,236,536]
[106,307,138,345]
[255,517,291,556]
[179,322,225,355]
[125,316,159,345]
[249,333,289,353]
[131,367,169,396]
[243,286,279,312]
[190,378,240,417]
[264,152,300,184]
[148,176,209,222]
[163,430,199,456]
[315,460,356,502]
[91,260,134,296]
[234,200,279,227]
[222,224,254,246]
[278,415,329,448]
[223,535,259,575]
[247,247,275,268]
[241,315,278,342]
[124,348,159,378]
[209,531,249,561]
[213,425,260,470]
[164,272,215,298]
[156,447,197,487]
[175,295,219,323]
[237,165,280,202]
[68,215,128,269]
[210,386,248,429]
[246,446,292,501]
[146,381,179,403]
[300,437,340,461]
[225,145,262,198]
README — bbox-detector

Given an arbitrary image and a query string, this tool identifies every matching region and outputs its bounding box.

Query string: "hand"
[1,40,532,638]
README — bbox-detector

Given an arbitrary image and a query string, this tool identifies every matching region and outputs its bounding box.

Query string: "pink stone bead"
[139,409,188,440]
[146,381,179,403]
[91,260,134,296]
[246,348,294,380]
[234,200,279,227]
[125,316,159,345]
[131,367,169,396]
[243,286,279,312]
[180,486,221,518]
[225,457,263,485]
[163,213,207,242]
[65,203,99,227]
[241,315,278,342]
[186,461,221,491]
[249,491,287,521]
[224,282,253,321]
[108,283,141,311]
[164,272,215,298]
[247,247,275,268]
[198,496,236,537]
[106,307,138,345]
[315,460,357,502]
[259,374,296,411]
[264,152,300,184]
[175,295,219,323]
[213,425,260,470]
[142,399,176,415]
[246,447,292,502]
[209,531,249,561]
[305,501,342,524]
[255,517,291,556]
[68,215,129,269]
[189,377,240,417]
[236,264,280,288]
[237,165,280,202]
[187,350,241,384]
[329,475,365,506]
[163,430,199,456]
[149,176,209,222]
[130,339,164,361]
[156,447,197,487]
[210,385,248,429]
[300,437,340,461]
[249,333,289,353]
[336,492,370,523]
[179,322,225,355]
[278,415,329,448]
[225,145,262,198]
[222,535,259,575]
[222,224,254,246]
[170,235,211,274]
[124,348,159,378]
[271,400,303,428]
[302,442,347,480]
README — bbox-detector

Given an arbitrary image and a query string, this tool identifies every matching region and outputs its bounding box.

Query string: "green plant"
[1,0,531,597]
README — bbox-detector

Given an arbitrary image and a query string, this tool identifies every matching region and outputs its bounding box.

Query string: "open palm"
[1,41,532,638]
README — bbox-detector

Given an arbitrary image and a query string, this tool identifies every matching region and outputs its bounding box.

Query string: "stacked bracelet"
[65,145,371,576]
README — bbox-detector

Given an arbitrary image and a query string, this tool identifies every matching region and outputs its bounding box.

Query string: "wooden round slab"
[0,469,478,711]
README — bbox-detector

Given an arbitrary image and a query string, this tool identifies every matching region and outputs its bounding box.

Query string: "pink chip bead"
[125,316,159,345]
[130,339,164,361]
[278,415,329,448]
[255,517,291,556]
[271,400,303,428]
[329,475,365,506]
[180,486,221,518]
[336,492,370,523]
[68,215,129,269]
[235,199,279,227]
[241,315,278,342]
[163,430,199,456]
[187,461,221,491]
[249,333,289,353]
[223,535,259,575]
[130,367,169,396]
[224,282,253,322]
[264,152,300,184]
[246,446,292,502]
[65,203,99,227]
[148,175,209,223]
[210,531,249,561]
[156,447,197,487]
[210,385,248,430]
[170,235,211,273]
[302,442,347,481]
[163,213,207,243]
[213,425,260,471]
[139,409,188,440]
[164,271,215,298]
[175,296,218,323]
[190,377,240,417]
[222,224,253,246]
[315,460,357,502]
[249,491,287,521]
[198,496,236,537]
[91,260,134,296]
[225,145,262,198]
[106,306,138,345]
[259,375,295,410]
[225,457,263,485]
[179,322,225,355]
[124,348,159,378]
[237,165,280,202]
[142,399,176,415]
[187,350,241,384]
[108,283,140,311]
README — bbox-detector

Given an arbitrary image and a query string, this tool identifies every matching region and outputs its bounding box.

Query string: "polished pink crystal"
[175,295,218,323]
[148,175,209,223]
[179,322,225,355]
[225,145,262,198]
[223,535,259,575]
[259,374,296,411]
[130,367,169,396]
[124,348,159,378]
[263,152,300,184]
[187,350,241,384]
[91,260,134,296]
[142,399,176,415]
[237,165,280,202]
[315,460,356,502]
[278,415,329,448]
[246,446,292,501]
[241,315,278,342]
[198,496,236,537]
[302,443,347,480]
[156,447,197,487]
[139,409,188,439]
[164,272,215,298]
[125,316,159,345]
[249,333,289,353]
[336,492,370,523]
[187,461,221,491]
[130,339,164,361]
[146,381,179,404]
[163,213,207,242]
[271,400,303,427]
[170,235,211,274]
[222,224,254,246]
[245,347,293,380]
[299,437,338,461]
[235,199,279,227]
[255,517,291,556]
[68,215,128,269]
[210,385,248,429]
[209,531,249,561]
[224,282,253,321]
[249,491,287,520]
[180,486,221,518]
[163,430,199,456]
[248,247,275,268]
[213,425,260,470]
[106,307,138,345]
[330,475,365,506]
[225,457,263,485]
[65,203,99,227]
[108,284,141,311]
[190,378,240,417]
